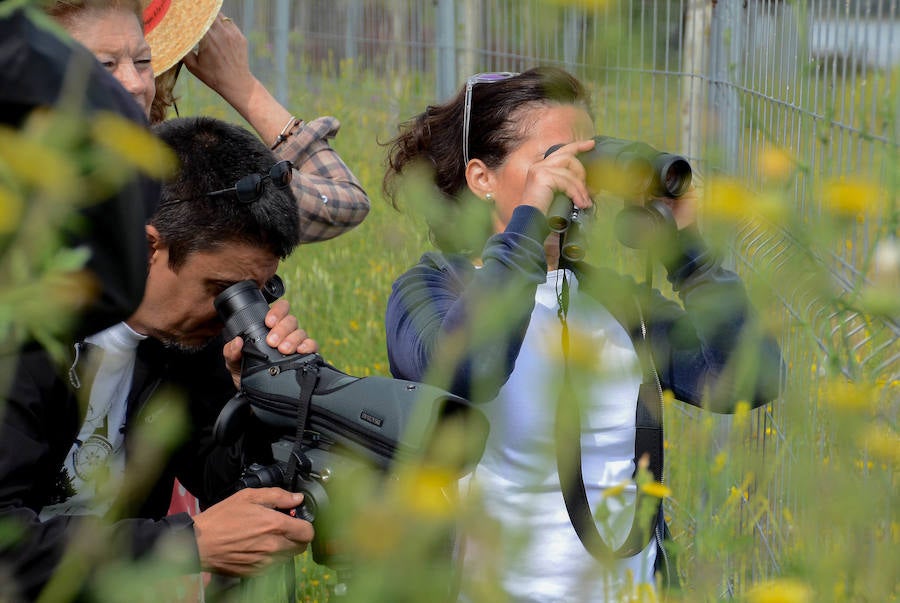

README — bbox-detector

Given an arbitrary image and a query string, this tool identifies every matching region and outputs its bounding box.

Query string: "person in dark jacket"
[0,5,159,339]
[0,115,319,601]
[382,67,783,602]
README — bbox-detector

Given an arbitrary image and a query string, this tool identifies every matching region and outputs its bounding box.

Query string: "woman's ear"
[465,159,495,201]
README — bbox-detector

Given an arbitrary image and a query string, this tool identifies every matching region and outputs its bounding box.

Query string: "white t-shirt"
[41,322,146,519]
[459,269,656,603]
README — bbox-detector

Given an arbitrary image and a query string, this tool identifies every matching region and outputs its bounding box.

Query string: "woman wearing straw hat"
[46,0,370,244]
[144,0,371,243]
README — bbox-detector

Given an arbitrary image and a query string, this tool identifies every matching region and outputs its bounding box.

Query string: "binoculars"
[546,136,693,258]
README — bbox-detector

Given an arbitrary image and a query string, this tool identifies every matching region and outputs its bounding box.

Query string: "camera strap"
[554,268,664,560]
[284,360,320,489]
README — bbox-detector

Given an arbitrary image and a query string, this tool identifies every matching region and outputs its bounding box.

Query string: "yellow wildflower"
[733,400,751,428]
[602,480,630,498]
[394,466,456,518]
[745,578,813,603]
[0,127,74,197]
[91,112,178,178]
[711,451,727,475]
[758,146,795,182]
[859,424,899,465]
[704,177,753,221]
[0,186,23,234]
[821,378,878,413]
[821,178,881,217]
[639,482,671,499]
[662,390,675,406]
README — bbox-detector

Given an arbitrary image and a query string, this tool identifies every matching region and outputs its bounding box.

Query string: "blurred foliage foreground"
[0,52,898,603]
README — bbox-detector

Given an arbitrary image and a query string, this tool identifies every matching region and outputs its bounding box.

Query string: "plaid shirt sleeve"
[273,116,370,243]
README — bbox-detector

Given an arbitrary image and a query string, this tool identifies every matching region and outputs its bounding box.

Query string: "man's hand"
[193,487,314,576]
[223,298,319,388]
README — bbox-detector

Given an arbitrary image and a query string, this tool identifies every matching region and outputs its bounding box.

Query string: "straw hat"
[142,0,224,75]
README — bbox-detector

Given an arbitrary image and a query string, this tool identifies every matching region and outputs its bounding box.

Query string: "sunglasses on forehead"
[462,71,519,165]
[162,160,293,207]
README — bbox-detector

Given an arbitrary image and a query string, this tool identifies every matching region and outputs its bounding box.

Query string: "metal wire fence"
[220,0,899,595]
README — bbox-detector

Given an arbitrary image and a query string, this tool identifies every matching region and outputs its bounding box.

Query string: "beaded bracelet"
[271,115,301,149]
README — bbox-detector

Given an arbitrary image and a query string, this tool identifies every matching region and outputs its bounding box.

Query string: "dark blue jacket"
[385,204,784,583]
[386,204,782,410]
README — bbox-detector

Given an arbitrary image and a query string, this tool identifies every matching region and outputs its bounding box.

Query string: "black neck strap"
[554,263,664,560]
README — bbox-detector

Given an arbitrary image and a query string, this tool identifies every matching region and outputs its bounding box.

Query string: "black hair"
[151,116,300,269]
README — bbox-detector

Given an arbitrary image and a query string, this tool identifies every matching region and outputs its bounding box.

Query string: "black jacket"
[0,337,246,601]
[0,7,159,338]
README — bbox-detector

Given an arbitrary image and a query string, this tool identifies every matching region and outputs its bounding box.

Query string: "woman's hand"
[522,138,596,215]
[182,14,293,147]
[653,185,699,230]
[182,15,255,106]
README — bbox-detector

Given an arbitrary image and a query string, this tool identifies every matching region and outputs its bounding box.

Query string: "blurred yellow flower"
[350,506,401,556]
[0,127,75,198]
[91,113,178,178]
[602,480,629,498]
[745,578,813,603]
[0,186,24,233]
[820,378,878,413]
[758,147,795,182]
[859,424,899,466]
[639,482,671,499]
[820,178,882,217]
[733,400,751,428]
[394,467,456,518]
[705,177,789,223]
[711,451,727,475]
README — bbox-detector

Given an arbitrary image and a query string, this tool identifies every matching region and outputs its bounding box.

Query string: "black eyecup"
[262,274,286,303]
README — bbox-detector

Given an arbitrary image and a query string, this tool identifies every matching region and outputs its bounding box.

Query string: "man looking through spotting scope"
[0,116,321,601]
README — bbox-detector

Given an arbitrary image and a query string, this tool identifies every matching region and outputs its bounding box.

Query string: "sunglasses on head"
[162,160,293,207]
[462,71,519,166]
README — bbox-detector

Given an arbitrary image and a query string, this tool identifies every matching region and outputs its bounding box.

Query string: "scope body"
[212,280,490,569]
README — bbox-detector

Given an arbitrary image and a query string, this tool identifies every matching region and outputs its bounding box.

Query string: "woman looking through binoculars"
[382,66,782,602]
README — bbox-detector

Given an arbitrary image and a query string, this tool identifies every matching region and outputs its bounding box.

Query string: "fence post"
[461,0,482,77]
[273,0,290,104]
[681,0,711,165]
[708,0,742,175]
[562,6,581,73]
[345,0,361,68]
[436,0,457,101]
[241,0,255,75]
